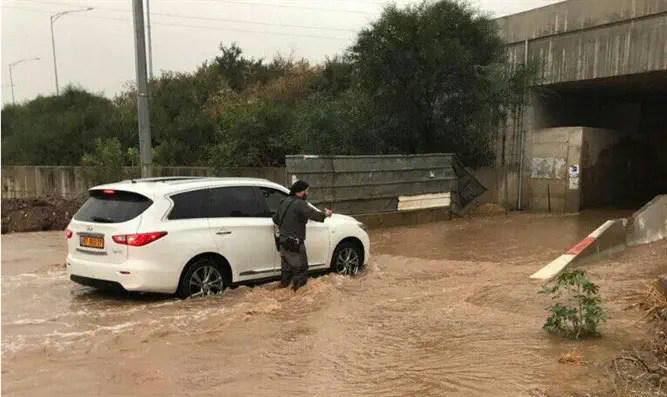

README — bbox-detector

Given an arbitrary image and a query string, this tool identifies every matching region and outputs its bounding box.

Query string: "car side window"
[258,187,288,216]
[169,189,211,220]
[208,186,264,218]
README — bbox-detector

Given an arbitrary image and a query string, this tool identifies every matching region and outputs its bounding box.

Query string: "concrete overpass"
[493,0,667,212]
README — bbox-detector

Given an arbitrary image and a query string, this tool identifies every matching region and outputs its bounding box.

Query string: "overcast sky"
[1,0,562,104]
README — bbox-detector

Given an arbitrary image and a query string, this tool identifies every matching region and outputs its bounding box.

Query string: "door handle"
[216,231,232,236]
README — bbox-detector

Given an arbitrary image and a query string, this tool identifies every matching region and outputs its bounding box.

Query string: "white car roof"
[91,177,289,199]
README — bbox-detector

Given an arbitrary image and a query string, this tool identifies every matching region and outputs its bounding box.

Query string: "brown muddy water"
[2,210,665,397]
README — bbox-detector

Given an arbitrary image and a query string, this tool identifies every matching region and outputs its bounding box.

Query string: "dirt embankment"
[1,196,86,234]
[465,202,507,217]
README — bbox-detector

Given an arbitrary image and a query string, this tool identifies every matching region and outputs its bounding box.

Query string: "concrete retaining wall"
[468,167,520,209]
[627,194,667,245]
[3,160,490,226]
[531,194,667,280]
[526,126,623,212]
[1,166,287,199]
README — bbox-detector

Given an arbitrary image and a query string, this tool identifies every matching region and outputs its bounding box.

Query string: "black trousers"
[279,243,308,290]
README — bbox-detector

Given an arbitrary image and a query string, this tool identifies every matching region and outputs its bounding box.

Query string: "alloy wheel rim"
[336,248,360,276]
[189,265,224,298]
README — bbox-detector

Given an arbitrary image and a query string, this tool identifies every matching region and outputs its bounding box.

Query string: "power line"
[138,10,359,33]
[21,0,386,5]
[210,0,383,11]
[21,0,365,33]
[148,17,355,41]
[3,5,356,41]
[21,0,378,16]
[22,0,359,33]
[180,0,386,4]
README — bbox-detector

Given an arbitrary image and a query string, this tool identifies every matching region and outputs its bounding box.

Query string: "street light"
[50,7,93,95]
[9,57,40,105]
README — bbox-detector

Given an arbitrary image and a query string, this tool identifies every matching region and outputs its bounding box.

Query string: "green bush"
[2,1,537,169]
[80,138,126,186]
[350,1,509,165]
[1,87,125,166]
[206,102,293,167]
[540,269,607,340]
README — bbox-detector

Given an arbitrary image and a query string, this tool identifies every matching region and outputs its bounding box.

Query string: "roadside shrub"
[80,138,126,186]
[540,269,606,340]
[2,0,538,169]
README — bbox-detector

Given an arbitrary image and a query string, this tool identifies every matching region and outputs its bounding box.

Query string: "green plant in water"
[540,269,606,340]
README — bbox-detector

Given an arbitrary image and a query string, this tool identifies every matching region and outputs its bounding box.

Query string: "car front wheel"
[331,241,363,276]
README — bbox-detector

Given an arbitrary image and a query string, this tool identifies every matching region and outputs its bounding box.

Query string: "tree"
[1,9,537,170]
[290,89,389,155]
[80,137,126,185]
[214,43,294,92]
[1,87,122,165]
[350,0,507,166]
[308,56,355,98]
[206,102,293,167]
[127,147,139,167]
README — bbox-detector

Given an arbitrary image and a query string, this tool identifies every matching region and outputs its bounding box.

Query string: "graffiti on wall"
[531,157,566,180]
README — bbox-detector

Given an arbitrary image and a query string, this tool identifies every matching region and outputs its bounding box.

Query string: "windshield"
[74,190,153,224]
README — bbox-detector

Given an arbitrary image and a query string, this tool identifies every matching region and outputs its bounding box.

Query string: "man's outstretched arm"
[299,201,330,223]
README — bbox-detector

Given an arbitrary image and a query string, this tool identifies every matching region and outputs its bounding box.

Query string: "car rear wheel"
[178,258,226,299]
[331,241,363,276]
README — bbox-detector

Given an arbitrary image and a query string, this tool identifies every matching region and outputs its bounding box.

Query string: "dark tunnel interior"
[531,71,667,208]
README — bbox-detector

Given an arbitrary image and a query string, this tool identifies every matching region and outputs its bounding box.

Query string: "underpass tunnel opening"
[531,71,667,209]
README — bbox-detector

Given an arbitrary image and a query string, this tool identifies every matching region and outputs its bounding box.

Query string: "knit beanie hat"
[289,180,310,195]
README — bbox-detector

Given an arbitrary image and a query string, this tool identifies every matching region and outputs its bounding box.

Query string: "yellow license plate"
[80,236,104,249]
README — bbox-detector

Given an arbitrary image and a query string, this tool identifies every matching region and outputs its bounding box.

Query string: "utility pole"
[517,39,529,210]
[9,57,40,105]
[9,69,14,105]
[146,0,154,80]
[132,0,153,178]
[50,7,93,95]
[50,19,58,95]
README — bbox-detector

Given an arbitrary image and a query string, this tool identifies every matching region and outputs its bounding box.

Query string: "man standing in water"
[273,180,332,291]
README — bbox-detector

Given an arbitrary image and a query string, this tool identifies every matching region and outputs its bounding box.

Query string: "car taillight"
[113,232,167,247]
[65,229,73,239]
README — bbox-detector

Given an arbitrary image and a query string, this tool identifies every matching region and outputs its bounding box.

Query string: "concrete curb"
[530,219,626,280]
[530,194,667,280]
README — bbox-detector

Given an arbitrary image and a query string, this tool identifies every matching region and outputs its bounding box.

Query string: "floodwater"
[2,210,665,396]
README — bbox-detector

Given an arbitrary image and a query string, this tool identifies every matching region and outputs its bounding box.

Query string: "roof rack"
[124,176,209,184]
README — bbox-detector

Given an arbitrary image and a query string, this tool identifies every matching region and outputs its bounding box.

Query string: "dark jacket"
[272,196,326,241]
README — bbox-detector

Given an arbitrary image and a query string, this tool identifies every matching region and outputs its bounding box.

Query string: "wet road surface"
[2,210,665,396]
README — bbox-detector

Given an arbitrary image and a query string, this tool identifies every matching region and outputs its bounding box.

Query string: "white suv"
[65,177,370,298]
